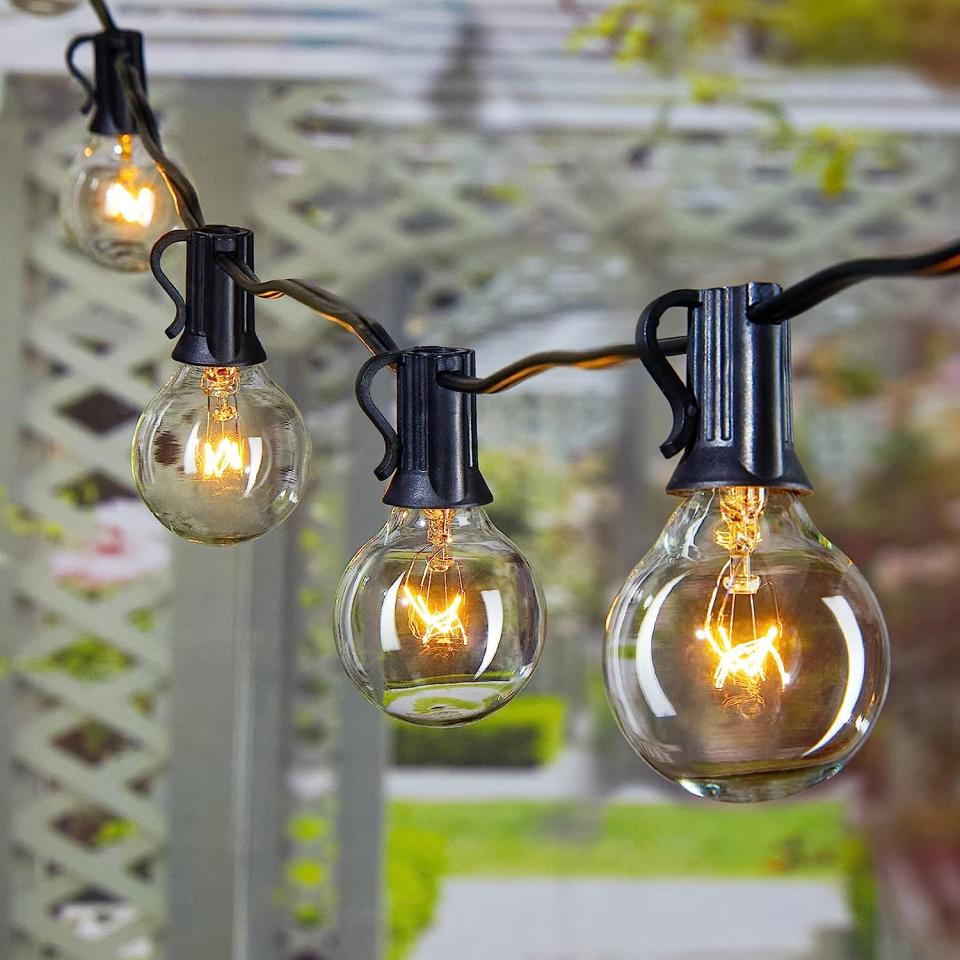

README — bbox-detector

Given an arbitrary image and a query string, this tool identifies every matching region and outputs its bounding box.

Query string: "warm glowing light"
[402,585,467,647]
[400,509,471,649]
[700,623,789,691]
[700,486,791,716]
[102,134,157,227]
[197,367,247,482]
[202,437,245,479]
[104,180,156,227]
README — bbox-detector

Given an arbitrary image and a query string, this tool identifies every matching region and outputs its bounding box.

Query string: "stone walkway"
[412,878,852,960]
[387,745,855,806]
[387,747,668,803]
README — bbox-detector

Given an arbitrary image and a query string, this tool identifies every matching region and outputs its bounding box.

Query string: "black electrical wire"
[437,337,689,395]
[84,0,401,354]
[113,56,206,228]
[749,237,960,324]
[82,0,960,391]
[88,0,116,31]
[215,256,399,357]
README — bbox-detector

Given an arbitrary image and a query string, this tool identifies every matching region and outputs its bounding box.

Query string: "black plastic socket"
[151,226,267,367]
[638,282,813,494]
[66,29,146,136]
[357,347,494,509]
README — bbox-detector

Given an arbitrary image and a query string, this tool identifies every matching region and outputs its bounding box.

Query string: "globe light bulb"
[11,0,80,14]
[335,506,545,726]
[132,363,310,545]
[61,134,178,271]
[603,486,889,802]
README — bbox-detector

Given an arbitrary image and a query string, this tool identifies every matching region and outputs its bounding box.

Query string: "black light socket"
[638,282,813,495]
[151,226,267,368]
[66,29,146,136]
[357,346,494,509]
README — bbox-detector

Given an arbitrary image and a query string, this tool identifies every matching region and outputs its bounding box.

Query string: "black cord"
[82,1,960,391]
[437,337,688,395]
[88,0,117,30]
[749,237,960,324]
[215,257,399,356]
[113,54,206,228]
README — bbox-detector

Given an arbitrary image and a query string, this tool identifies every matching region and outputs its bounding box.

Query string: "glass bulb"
[604,487,889,802]
[132,364,311,545]
[335,506,545,726]
[61,134,178,271]
[11,0,80,13]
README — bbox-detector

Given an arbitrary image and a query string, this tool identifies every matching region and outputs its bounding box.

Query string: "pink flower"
[49,500,169,588]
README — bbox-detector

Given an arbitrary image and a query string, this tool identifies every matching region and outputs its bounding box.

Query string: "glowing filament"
[700,486,791,716]
[700,624,789,691]
[401,509,469,649]
[403,585,467,647]
[104,181,156,226]
[202,437,245,479]
[198,366,245,482]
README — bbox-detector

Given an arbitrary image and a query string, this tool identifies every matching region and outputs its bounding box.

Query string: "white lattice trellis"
[5,81,175,960]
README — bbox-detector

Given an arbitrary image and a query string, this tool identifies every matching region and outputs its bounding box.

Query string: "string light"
[28,0,960,798]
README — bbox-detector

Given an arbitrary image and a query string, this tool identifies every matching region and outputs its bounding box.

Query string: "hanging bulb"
[61,133,178,271]
[335,505,544,725]
[603,487,889,802]
[132,363,310,545]
[11,0,80,14]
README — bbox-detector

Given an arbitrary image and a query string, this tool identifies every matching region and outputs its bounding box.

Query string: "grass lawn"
[389,799,849,878]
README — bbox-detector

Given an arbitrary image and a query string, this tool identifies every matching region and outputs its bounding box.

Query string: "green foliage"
[770,0,905,66]
[386,821,447,960]
[483,447,610,622]
[842,836,878,959]
[578,0,960,75]
[291,901,323,928]
[567,2,750,72]
[286,857,326,889]
[92,818,137,848]
[393,695,566,768]
[283,811,335,932]
[382,800,861,957]
[0,486,61,543]
[39,636,132,682]
[572,1,944,194]
[128,607,157,633]
[390,800,849,877]
[794,125,862,195]
[288,814,330,844]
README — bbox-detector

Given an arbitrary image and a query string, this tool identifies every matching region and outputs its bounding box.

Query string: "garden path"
[387,746,667,802]
[386,745,856,805]
[412,877,852,960]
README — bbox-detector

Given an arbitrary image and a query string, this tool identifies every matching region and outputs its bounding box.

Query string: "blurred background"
[0,1,959,959]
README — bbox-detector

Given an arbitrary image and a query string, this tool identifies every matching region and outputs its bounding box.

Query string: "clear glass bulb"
[335,506,546,726]
[11,0,80,13]
[61,134,178,271]
[132,364,311,545]
[604,487,889,802]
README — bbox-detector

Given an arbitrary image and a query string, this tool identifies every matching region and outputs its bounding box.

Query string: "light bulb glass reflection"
[61,134,178,271]
[603,487,889,802]
[132,364,310,545]
[11,0,80,14]
[335,507,545,726]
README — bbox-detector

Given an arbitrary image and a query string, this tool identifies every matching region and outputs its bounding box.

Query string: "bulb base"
[152,225,267,367]
[357,347,493,509]
[639,282,813,495]
[66,29,147,136]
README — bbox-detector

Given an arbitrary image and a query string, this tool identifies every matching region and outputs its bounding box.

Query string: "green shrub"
[842,836,878,960]
[393,694,565,768]
[387,823,447,960]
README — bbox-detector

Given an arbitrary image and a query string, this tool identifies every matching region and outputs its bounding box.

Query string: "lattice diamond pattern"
[6,60,960,960]
[6,82,175,960]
